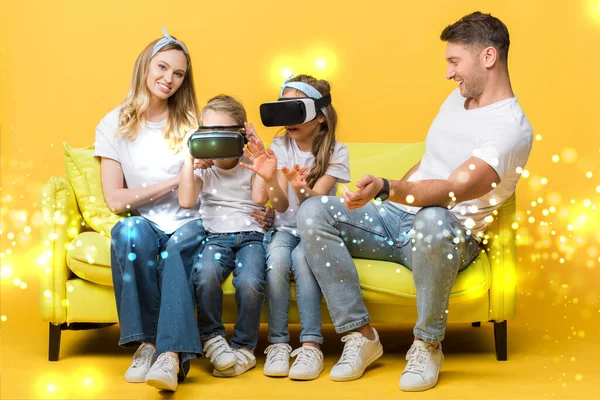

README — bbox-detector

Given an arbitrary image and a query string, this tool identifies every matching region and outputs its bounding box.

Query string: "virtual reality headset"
[259,94,331,127]
[188,126,247,160]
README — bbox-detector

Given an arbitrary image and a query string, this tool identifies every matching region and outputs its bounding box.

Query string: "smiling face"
[281,88,325,147]
[445,42,485,99]
[145,49,188,101]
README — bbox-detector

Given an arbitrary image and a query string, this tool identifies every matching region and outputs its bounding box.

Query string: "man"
[296,11,533,391]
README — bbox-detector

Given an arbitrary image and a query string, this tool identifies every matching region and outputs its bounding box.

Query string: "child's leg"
[230,232,266,350]
[193,234,235,341]
[291,242,323,345]
[265,230,298,344]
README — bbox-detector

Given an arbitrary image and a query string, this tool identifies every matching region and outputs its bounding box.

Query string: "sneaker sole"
[145,378,177,392]
[330,344,383,382]
[213,359,257,378]
[289,365,324,381]
[124,375,146,383]
[263,369,290,377]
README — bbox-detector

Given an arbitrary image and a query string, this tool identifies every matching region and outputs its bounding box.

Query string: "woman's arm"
[100,157,180,214]
[178,156,204,209]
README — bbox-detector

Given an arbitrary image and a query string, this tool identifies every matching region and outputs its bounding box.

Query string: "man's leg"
[400,206,480,391]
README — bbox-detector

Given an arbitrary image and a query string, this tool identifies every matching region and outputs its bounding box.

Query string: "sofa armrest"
[39,176,83,323]
[483,193,517,321]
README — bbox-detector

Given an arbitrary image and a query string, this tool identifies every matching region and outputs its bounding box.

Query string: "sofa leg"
[49,323,62,361]
[471,322,481,327]
[493,320,507,361]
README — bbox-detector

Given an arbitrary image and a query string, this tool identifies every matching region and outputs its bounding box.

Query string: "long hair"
[117,38,199,152]
[280,74,341,188]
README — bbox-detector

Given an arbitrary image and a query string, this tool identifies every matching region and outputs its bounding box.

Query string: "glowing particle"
[489,198,498,206]
[516,167,523,174]
[551,155,560,163]
[316,58,326,69]
[469,164,475,170]
[541,177,548,185]
[522,170,530,178]
[448,192,455,197]
[67,285,74,292]
[20,282,27,289]
[44,290,52,298]
[447,254,453,260]
[583,199,591,207]
[406,195,415,204]
[535,134,542,141]
[586,171,593,178]
[0,315,6,322]
[7,232,14,240]
[321,197,329,203]
[128,253,136,261]
[13,278,21,286]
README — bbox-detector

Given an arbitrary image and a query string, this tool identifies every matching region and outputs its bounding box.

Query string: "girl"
[243,74,350,380]
[96,28,205,391]
[179,95,279,378]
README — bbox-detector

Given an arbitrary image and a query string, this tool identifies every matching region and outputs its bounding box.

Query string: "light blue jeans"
[193,231,266,350]
[264,229,323,344]
[296,197,481,343]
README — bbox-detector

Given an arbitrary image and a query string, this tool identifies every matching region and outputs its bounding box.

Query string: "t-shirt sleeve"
[94,111,120,162]
[474,124,532,180]
[325,143,351,183]
[268,138,287,169]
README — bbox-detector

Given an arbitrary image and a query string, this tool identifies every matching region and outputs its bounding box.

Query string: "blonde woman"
[95,29,205,391]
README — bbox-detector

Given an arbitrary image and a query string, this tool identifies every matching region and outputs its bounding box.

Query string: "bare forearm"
[388,179,457,208]
[106,177,179,214]
[179,162,201,208]
[264,177,289,212]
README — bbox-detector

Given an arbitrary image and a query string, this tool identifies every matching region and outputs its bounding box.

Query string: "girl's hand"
[281,164,309,190]
[250,206,275,230]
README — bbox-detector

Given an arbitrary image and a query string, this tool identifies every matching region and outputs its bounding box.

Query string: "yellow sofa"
[39,142,516,361]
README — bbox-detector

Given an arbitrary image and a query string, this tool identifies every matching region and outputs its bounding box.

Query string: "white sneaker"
[329,328,383,382]
[124,343,156,383]
[289,345,324,381]
[263,343,292,377]
[399,340,444,392]
[203,335,237,371]
[213,348,256,377]
[145,353,179,392]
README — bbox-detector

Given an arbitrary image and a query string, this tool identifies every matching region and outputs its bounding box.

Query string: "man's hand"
[251,206,275,230]
[341,174,384,210]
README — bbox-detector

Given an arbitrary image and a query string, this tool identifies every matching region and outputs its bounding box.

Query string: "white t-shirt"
[94,106,201,234]
[194,157,265,234]
[269,135,351,231]
[393,89,533,238]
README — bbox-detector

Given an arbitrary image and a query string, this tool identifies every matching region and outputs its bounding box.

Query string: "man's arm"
[341,157,499,210]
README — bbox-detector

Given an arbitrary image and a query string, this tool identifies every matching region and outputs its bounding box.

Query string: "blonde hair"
[280,74,342,188]
[117,38,199,152]
[200,94,247,126]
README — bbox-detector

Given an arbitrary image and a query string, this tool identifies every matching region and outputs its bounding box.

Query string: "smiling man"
[296,11,533,391]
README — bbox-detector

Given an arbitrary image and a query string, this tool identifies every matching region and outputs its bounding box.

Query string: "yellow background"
[1,0,600,399]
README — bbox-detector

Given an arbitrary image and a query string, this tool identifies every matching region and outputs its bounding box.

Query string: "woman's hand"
[251,206,275,230]
[281,164,309,190]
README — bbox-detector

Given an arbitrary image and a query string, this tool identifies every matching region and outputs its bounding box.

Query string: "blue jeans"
[111,217,207,365]
[193,231,266,350]
[296,197,481,343]
[264,229,323,344]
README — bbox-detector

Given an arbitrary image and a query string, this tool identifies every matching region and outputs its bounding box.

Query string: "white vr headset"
[260,79,331,126]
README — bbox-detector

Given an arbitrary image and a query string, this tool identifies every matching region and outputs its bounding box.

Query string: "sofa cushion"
[66,231,112,286]
[63,142,124,237]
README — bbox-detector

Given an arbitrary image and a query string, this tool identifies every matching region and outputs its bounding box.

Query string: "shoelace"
[131,344,154,368]
[404,346,430,374]
[291,346,323,367]
[264,343,292,365]
[154,354,178,374]
[204,336,231,364]
[337,333,366,365]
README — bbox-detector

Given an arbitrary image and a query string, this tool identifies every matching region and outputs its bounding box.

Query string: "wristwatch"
[374,178,390,202]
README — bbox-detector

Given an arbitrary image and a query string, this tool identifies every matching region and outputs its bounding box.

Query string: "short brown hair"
[440,11,510,65]
[200,94,247,126]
